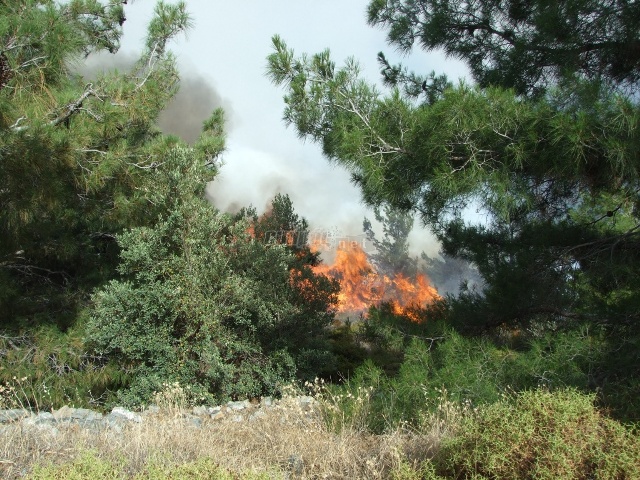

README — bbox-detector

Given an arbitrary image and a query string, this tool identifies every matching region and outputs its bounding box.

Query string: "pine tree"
[367,0,640,97]
[267,3,640,328]
[363,204,416,277]
[0,1,209,323]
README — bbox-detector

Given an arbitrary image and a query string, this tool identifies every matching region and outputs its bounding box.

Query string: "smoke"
[78,52,441,263]
[78,52,234,144]
[159,69,234,144]
[206,146,373,239]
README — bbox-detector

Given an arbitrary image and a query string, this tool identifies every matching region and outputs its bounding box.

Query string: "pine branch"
[11,83,101,132]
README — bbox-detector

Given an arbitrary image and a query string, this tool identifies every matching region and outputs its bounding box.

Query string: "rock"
[210,411,225,421]
[185,415,202,428]
[22,414,59,436]
[54,406,103,424]
[227,400,250,411]
[144,405,160,415]
[104,414,125,432]
[110,407,142,423]
[3,395,320,437]
[72,408,103,422]
[297,396,315,410]
[287,454,304,476]
[0,409,31,424]
[249,409,266,421]
[192,406,209,416]
[31,412,55,425]
[52,405,73,420]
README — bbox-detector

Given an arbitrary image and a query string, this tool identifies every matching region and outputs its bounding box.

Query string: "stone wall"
[0,395,317,435]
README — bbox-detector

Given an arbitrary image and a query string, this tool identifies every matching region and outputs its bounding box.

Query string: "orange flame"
[313,242,440,321]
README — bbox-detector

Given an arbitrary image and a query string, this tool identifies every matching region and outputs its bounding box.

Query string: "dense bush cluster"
[88,165,338,405]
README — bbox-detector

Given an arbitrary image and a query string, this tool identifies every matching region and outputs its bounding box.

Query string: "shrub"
[332,325,608,433]
[0,322,125,411]
[27,451,272,480]
[434,389,640,480]
[87,178,337,407]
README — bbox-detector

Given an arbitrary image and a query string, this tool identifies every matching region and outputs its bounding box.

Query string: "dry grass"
[0,394,442,479]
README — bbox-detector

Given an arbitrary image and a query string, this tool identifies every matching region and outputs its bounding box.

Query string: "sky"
[112,0,470,257]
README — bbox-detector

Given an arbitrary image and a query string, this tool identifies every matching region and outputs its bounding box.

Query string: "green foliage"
[360,302,448,374]
[28,451,124,480]
[367,0,640,97]
[0,1,232,411]
[420,251,483,296]
[0,320,125,411]
[434,389,640,480]
[363,204,416,277]
[390,460,446,480]
[333,323,609,432]
[27,450,273,480]
[240,193,341,378]
[88,165,337,406]
[267,2,640,403]
[387,390,640,480]
[0,0,202,323]
[324,321,370,380]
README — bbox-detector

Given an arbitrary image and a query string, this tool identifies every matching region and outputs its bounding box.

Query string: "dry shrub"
[6,384,635,479]
[0,390,441,479]
[433,388,640,480]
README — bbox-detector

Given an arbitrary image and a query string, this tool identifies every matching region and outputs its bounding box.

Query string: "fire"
[313,242,440,321]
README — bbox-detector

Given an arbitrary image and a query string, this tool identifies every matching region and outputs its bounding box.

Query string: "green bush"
[332,325,607,433]
[434,389,640,480]
[27,451,273,480]
[87,158,337,406]
[0,321,125,411]
[87,201,301,405]
[28,451,123,480]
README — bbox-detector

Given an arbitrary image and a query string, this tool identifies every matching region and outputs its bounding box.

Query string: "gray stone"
[227,400,250,411]
[52,405,73,420]
[210,411,225,421]
[0,409,30,424]
[192,406,209,416]
[110,407,142,423]
[104,414,125,432]
[69,419,106,432]
[1,395,324,438]
[30,412,56,425]
[248,409,266,421]
[297,396,315,411]
[185,415,203,428]
[287,454,304,476]
[71,408,103,422]
[22,415,59,435]
[54,407,103,424]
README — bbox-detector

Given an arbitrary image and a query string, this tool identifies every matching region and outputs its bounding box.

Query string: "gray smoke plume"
[78,52,441,266]
[159,70,234,144]
[79,52,233,144]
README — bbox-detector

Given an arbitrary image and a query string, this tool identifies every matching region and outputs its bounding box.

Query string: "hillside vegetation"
[1,1,639,478]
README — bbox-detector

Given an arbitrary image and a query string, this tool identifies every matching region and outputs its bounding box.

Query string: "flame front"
[313,242,440,320]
